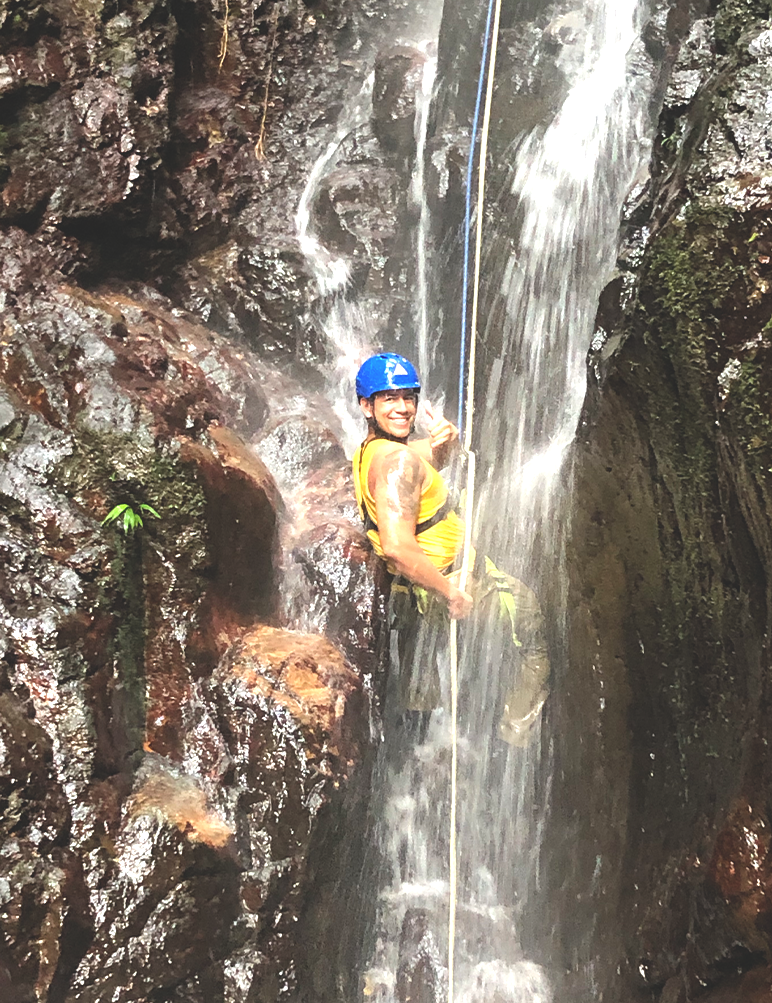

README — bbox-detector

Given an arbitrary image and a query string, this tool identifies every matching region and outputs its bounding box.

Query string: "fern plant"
[102,503,160,535]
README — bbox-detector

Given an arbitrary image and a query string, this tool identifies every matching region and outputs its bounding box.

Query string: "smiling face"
[360,389,418,440]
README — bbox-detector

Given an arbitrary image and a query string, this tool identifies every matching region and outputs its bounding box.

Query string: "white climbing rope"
[447,0,503,998]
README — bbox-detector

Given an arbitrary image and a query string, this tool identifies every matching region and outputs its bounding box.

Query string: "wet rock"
[0,388,17,431]
[287,515,387,676]
[174,625,371,998]
[545,3,772,1000]
[322,164,405,273]
[0,837,70,1002]
[179,424,281,629]
[714,0,772,54]
[68,759,240,1003]
[396,909,445,1003]
[0,691,69,849]
[255,414,346,492]
[692,966,772,1003]
[0,691,78,1000]
[0,0,176,224]
[0,222,386,997]
[280,461,389,688]
[665,19,715,107]
[372,46,428,157]
[210,624,366,773]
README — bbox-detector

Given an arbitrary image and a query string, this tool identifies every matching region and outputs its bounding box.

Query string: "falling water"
[412,50,438,382]
[296,38,444,452]
[471,2,652,982]
[360,0,655,998]
[478,0,650,509]
[467,0,653,987]
[294,73,376,452]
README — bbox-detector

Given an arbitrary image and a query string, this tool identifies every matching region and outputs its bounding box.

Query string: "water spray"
[449,0,503,998]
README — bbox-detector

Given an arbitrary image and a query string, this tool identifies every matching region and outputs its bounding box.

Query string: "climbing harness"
[448,0,503,997]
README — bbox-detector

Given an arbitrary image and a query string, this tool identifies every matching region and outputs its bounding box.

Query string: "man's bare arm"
[371,446,472,618]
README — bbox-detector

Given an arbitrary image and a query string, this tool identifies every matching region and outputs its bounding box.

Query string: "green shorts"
[388,561,550,744]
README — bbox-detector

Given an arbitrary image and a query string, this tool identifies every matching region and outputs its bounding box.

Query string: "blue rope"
[458,0,498,437]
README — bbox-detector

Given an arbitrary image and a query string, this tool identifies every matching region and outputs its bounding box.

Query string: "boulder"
[254,414,346,493]
[67,759,240,1003]
[279,459,390,692]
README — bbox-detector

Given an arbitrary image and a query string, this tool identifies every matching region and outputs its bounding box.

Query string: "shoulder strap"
[357,439,453,536]
[357,439,378,533]
[415,496,453,535]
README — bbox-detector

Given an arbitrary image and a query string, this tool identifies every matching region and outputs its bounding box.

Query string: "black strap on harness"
[357,438,454,537]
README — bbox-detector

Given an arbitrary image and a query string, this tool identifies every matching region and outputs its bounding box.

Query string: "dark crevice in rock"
[46,861,95,1003]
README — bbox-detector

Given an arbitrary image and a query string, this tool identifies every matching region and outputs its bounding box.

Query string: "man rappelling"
[353,352,551,744]
[353,353,473,621]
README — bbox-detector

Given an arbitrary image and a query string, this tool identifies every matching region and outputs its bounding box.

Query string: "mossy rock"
[714,0,772,52]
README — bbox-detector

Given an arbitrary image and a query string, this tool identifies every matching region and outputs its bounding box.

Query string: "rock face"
[0,0,443,992]
[0,222,388,1000]
[6,0,772,998]
[537,3,772,1001]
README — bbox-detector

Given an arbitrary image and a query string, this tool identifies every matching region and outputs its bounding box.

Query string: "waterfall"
[359,0,655,999]
[291,0,655,993]
[478,0,650,506]
[460,0,653,991]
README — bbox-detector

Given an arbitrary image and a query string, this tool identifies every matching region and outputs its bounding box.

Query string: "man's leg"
[473,564,551,746]
[391,583,445,741]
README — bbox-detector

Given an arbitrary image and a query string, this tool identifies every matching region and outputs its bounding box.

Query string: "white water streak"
[490,0,650,518]
[412,53,438,380]
[294,73,376,453]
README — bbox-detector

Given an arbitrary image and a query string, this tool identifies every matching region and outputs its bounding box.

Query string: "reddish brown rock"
[0,1,176,223]
[211,624,366,774]
[706,800,772,948]
[66,760,240,1003]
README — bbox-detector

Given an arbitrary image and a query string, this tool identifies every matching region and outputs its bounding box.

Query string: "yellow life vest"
[352,438,465,573]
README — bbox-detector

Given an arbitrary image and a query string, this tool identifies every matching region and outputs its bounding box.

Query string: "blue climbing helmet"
[355,353,421,400]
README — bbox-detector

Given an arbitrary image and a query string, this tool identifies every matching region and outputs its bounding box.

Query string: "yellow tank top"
[352,438,465,572]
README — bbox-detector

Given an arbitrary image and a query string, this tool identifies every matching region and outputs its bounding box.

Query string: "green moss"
[629,201,755,774]
[714,0,772,51]
[641,201,743,489]
[54,428,208,745]
[725,354,772,472]
[55,427,206,556]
